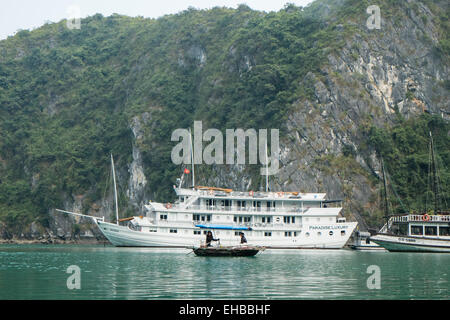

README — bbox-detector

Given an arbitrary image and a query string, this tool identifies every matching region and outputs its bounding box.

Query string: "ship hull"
[350,245,386,251]
[370,234,450,253]
[96,220,357,249]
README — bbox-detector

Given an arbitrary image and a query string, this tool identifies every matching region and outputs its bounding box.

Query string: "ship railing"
[407,214,450,222]
[379,214,450,233]
[191,221,302,230]
[388,214,450,223]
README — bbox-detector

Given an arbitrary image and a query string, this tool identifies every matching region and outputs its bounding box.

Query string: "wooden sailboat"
[370,133,450,252]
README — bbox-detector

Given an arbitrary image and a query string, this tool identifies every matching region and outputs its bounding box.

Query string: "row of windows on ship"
[159,213,333,224]
[142,228,347,238]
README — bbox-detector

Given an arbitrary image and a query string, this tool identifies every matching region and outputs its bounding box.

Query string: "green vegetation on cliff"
[364,114,449,215]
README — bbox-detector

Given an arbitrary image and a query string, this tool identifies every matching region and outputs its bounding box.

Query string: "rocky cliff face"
[0,0,448,241]
[189,0,448,230]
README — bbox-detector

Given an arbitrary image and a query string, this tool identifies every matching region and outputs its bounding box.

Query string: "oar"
[186,246,196,255]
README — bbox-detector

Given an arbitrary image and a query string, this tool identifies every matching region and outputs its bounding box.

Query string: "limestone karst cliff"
[0,0,448,240]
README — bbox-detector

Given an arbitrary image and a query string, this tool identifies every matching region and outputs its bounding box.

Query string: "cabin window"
[425,226,437,236]
[266,201,276,211]
[283,216,295,224]
[236,200,246,211]
[193,230,201,235]
[160,214,167,220]
[235,231,240,236]
[341,230,346,236]
[411,225,423,235]
[284,232,292,237]
[253,201,261,211]
[170,229,177,233]
[317,232,322,236]
[220,199,231,210]
[294,232,298,237]
[329,231,334,236]
[261,216,272,223]
[305,232,310,237]
[234,216,251,223]
[264,232,272,237]
[206,199,216,208]
[439,226,450,236]
[193,214,211,222]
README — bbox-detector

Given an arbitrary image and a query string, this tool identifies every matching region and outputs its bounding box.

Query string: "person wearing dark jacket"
[206,231,219,247]
[240,232,247,244]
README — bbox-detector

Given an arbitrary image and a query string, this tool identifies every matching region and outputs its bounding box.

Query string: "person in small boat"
[240,232,247,244]
[205,231,219,247]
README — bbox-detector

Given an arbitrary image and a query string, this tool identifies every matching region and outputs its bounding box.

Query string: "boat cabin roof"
[174,186,328,201]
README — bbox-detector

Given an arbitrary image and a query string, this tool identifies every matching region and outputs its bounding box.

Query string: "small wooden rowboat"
[192,245,264,257]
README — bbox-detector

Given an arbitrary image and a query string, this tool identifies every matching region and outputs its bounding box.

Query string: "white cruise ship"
[95,185,357,249]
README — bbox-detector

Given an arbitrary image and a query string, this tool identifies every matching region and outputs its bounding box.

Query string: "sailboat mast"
[111,154,119,225]
[430,132,439,214]
[381,157,389,220]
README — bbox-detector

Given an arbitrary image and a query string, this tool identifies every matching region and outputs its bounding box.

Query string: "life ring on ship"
[165,203,172,209]
[249,191,254,197]
[422,214,430,222]
[209,190,214,195]
[277,192,284,197]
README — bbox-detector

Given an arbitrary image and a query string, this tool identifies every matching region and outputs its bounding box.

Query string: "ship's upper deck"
[173,186,328,202]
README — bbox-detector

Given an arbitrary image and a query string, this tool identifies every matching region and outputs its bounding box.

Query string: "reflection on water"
[0,245,448,299]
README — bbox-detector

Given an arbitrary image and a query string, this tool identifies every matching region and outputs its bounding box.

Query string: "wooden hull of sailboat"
[370,234,450,253]
[192,246,263,257]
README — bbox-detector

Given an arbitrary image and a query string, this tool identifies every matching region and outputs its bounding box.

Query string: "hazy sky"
[0,0,315,40]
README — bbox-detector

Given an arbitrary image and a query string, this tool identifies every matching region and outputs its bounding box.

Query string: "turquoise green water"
[0,244,448,300]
